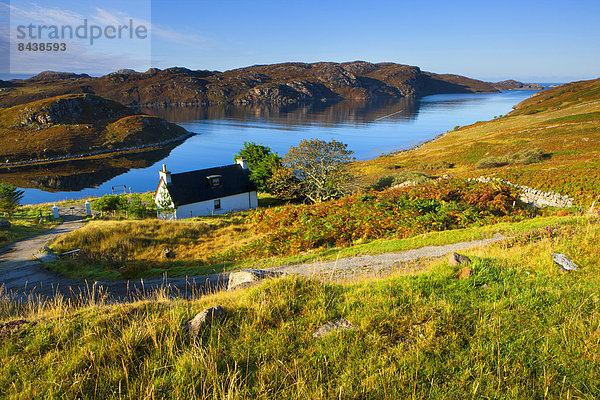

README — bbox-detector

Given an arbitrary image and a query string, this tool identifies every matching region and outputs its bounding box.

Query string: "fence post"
[52,205,59,219]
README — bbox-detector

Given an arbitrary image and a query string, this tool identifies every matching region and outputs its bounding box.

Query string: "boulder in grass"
[227,269,283,291]
[186,305,225,337]
[552,253,579,272]
[313,318,357,338]
[449,252,471,266]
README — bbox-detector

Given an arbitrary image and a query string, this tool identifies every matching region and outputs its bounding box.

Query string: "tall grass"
[1,217,599,399]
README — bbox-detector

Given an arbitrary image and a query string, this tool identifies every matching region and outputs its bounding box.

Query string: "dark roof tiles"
[165,164,256,206]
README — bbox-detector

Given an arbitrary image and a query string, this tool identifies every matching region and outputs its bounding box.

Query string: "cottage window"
[208,175,222,187]
[214,199,221,210]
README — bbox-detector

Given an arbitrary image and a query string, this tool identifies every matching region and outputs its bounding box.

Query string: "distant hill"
[492,80,544,90]
[0,94,189,163]
[0,62,499,108]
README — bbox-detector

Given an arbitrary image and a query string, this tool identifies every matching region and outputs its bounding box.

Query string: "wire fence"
[2,211,55,221]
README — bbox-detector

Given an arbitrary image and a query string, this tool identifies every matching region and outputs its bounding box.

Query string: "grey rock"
[552,253,579,272]
[227,269,283,291]
[448,252,471,266]
[186,305,225,337]
[313,318,357,338]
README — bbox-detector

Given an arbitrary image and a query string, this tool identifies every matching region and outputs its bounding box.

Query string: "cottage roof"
[163,164,256,206]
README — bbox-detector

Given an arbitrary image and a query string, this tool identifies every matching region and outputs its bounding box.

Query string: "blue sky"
[2,0,599,82]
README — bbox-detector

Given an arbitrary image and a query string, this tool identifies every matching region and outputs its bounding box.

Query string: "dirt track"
[0,214,506,303]
[273,233,506,278]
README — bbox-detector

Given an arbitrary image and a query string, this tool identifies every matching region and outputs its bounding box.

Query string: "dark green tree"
[282,139,355,203]
[234,142,281,192]
[0,183,24,214]
[126,194,152,219]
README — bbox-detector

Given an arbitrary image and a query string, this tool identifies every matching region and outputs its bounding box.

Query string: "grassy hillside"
[356,78,600,205]
[0,94,189,163]
[1,216,599,399]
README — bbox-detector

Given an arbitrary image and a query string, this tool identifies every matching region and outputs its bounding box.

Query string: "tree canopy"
[0,183,24,214]
[280,139,355,203]
[234,142,281,192]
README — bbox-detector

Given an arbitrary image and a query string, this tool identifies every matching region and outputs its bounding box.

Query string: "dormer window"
[207,175,222,187]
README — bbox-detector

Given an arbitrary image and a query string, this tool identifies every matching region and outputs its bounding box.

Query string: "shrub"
[476,156,508,169]
[216,179,528,261]
[0,183,24,215]
[372,171,432,191]
[507,148,545,165]
[476,148,546,169]
[418,160,454,170]
[126,194,154,219]
[92,195,128,212]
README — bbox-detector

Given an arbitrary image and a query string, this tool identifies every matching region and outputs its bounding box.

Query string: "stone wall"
[469,177,574,208]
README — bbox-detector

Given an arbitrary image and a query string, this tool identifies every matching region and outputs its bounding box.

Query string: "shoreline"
[0,132,194,168]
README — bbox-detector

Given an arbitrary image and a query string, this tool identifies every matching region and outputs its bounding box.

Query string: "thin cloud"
[8,2,83,26]
[92,7,206,44]
[151,25,206,43]
[7,2,205,44]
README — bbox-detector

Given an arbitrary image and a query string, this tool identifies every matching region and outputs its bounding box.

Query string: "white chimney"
[159,163,172,184]
[236,158,248,170]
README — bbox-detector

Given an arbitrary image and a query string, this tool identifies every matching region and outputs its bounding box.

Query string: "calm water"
[14,90,540,204]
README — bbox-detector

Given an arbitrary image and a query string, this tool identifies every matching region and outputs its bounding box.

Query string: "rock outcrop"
[552,253,579,272]
[185,305,225,337]
[227,269,283,291]
[312,318,357,338]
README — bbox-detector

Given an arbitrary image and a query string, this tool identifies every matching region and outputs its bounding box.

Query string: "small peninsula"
[0,93,190,164]
[492,80,544,90]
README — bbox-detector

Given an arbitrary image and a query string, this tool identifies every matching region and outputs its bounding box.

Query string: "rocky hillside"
[0,62,499,108]
[492,80,544,90]
[0,94,189,163]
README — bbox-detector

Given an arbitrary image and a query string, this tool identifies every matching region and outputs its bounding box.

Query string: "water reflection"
[9,90,538,202]
[0,145,178,192]
[140,97,419,127]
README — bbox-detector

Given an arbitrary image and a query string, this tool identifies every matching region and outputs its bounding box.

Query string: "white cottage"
[155,159,258,219]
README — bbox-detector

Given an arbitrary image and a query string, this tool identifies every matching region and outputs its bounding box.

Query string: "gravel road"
[273,233,506,279]
[0,217,505,303]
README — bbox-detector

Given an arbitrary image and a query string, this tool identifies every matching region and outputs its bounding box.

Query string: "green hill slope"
[359,78,600,204]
